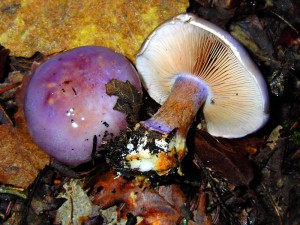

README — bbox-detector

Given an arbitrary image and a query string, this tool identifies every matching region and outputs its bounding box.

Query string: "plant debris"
[55,179,93,225]
[0,109,50,188]
[90,170,194,225]
[189,130,255,186]
[106,79,143,126]
[1,1,300,224]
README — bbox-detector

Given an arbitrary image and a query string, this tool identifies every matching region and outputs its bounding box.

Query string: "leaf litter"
[0,0,300,224]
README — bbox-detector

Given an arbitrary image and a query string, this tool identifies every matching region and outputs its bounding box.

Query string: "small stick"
[194,153,241,225]
[0,82,22,94]
[0,185,27,199]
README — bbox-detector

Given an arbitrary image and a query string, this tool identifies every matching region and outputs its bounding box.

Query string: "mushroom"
[119,13,269,175]
[24,46,142,166]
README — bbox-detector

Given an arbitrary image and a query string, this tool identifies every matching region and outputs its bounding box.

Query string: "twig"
[19,166,50,225]
[270,10,300,35]
[260,182,284,225]
[0,82,22,94]
[50,159,82,179]
[0,185,27,199]
[194,153,241,225]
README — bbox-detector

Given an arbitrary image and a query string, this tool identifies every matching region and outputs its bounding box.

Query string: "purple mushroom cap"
[24,46,142,166]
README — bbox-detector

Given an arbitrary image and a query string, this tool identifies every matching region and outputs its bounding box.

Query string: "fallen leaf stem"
[194,153,241,225]
[260,182,283,225]
[270,10,300,36]
[0,185,27,199]
[0,82,22,95]
[0,211,5,220]
[19,166,49,224]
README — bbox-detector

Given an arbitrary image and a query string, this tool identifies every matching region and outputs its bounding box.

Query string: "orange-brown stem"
[141,73,208,137]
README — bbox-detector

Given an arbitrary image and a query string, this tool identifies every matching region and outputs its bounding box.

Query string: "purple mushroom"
[24,46,142,166]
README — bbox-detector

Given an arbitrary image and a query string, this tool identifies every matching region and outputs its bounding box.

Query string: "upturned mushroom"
[116,13,269,175]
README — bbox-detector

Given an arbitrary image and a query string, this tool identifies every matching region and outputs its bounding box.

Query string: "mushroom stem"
[122,74,208,175]
[142,73,208,137]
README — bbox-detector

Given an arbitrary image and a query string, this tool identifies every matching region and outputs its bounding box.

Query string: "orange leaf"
[90,170,189,224]
[0,109,50,188]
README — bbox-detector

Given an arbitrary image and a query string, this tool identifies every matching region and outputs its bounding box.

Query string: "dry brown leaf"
[106,79,143,126]
[190,191,212,225]
[0,0,188,61]
[55,179,92,225]
[90,171,189,224]
[0,109,50,188]
[190,130,254,186]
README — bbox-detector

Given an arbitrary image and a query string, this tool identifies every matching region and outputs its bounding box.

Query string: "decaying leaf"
[106,79,142,126]
[0,104,12,125]
[0,109,50,188]
[90,170,190,224]
[192,0,238,28]
[283,185,300,224]
[98,205,135,225]
[0,48,9,81]
[266,125,283,150]
[0,0,188,61]
[190,191,212,225]
[250,125,284,169]
[55,179,93,225]
[250,125,289,225]
[21,168,66,225]
[230,15,275,64]
[189,130,254,186]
